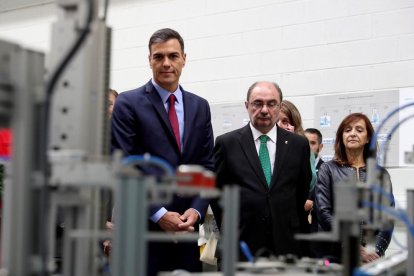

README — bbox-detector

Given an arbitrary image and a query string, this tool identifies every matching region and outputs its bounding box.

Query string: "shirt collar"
[249,123,277,143]
[152,79,183,104]
[315,155,321,165]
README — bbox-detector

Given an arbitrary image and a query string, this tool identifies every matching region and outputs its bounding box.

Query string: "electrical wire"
[122,154,175,176]
[369,184,411,251]
[103,0,109,21]
[369,184,395,207]
[369,101,414,155]
[46,0,94,97]
[378,114,414,167]
[362,201,414,238]
[37,0,95,274]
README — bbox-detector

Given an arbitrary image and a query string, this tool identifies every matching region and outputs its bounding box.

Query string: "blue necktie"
[259,135,271,186]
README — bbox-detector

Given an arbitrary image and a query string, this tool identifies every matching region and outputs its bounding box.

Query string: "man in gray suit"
[213,81,311,258]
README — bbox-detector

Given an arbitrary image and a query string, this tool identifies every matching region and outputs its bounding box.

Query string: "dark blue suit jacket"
[111,80,214,224]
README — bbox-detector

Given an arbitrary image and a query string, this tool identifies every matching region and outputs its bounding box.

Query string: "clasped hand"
[158,209,199,232]
[102,209,199,256]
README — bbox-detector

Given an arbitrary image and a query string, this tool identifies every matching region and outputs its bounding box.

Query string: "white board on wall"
[314,89,414,167]
[210,102,248,138]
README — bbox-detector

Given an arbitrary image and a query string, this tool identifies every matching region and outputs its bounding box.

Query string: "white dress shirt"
[249,123,277,174]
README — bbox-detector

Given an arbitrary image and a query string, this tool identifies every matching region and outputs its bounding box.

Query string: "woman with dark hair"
[315,113,394,263]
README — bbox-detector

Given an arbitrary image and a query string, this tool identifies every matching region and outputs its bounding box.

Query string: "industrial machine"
[0,0,414,275]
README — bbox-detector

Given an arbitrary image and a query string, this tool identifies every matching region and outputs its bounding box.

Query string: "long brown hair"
[333,113,376,165]
[279,100,304,136]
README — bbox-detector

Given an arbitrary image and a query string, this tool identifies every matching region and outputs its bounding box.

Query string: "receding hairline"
[246,81,283,102]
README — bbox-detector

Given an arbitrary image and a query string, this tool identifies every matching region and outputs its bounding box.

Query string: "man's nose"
[162,57,171,66]
[261,104,269,112]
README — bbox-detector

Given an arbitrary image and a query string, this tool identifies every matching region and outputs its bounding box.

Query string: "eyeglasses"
[249,101,280,110]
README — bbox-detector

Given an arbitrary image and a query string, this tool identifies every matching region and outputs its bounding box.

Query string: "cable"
[369,101,414,155]
[46,0,94,98]
[103,0,109,21]
[369,184,395,207]
[36,0,95,274]
[378,114,414,167]
[240,241,254,263]
[362,201,414,238]
[122,154,175,176]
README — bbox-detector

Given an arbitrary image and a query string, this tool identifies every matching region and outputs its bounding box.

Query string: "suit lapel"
[181,89,193,153]
[144,82,179,152]
[240,124,269,189]
[270,127,289,189]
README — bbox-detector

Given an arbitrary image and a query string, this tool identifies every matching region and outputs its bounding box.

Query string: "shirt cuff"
[190,208,201,222]
[150,207,168,223]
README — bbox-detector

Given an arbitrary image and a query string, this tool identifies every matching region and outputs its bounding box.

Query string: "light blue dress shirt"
[152,79,184,151]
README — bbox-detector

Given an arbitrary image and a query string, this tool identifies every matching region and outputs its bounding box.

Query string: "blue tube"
[362,201,414,238]
[378,114,414,167]
[121,154,175,176]
[369,184,395,206]
[370,101,414,153]
[240,241,254,263]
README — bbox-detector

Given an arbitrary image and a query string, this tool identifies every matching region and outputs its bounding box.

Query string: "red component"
[0,128,11,157]
[176,165,216,188]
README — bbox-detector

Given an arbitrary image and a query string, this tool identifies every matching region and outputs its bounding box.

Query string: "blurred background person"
[304,128,324,233]
[277,100,317,209]
[102,88,118,256]
[304,128,324,172]
[108,88,118,117]
[277,100,316,256]
[315,113,394,263]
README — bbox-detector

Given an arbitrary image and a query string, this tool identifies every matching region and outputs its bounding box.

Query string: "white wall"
[1,0,414,254]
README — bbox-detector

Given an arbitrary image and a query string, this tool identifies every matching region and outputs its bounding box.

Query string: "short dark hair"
[333,113,376,166]
[148,28,185,53]
[246,81,283,102]
[305,128,323,144]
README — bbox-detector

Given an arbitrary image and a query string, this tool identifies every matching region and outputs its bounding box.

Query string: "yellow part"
[200,244,206,255]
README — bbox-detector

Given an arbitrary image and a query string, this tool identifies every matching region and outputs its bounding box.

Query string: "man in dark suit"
[213,81,311,258]
[304,128,325,257]
[111,28,214,275]
[304,128,324,172]
[304,128,324,233]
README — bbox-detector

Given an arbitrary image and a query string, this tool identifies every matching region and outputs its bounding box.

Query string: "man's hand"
[360,246,380,263]
[105,221,114,231]
[178,208,199,232]
[304,200,313,211]
[103,221,114,256]
[158,211,186,232]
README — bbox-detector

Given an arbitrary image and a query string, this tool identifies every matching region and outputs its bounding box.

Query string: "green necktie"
[259,135,272,186]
